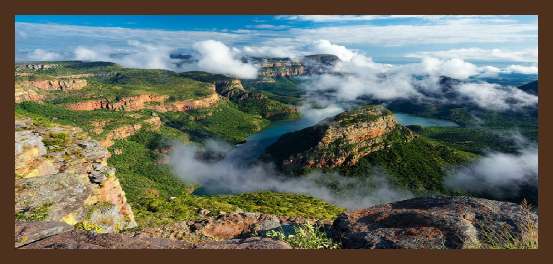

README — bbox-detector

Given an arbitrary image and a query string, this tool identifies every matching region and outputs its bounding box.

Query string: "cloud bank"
[193,40,259,79]
[445,145,538,200]
[301,40,538,111]
[169,140,412,209]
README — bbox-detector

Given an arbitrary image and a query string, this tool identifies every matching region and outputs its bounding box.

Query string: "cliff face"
[215,79,299,120]
[263,105,415,172]
[15,117,136,244]
[65,88,220,112]
[250,54,339,80]
[30,79,88,91]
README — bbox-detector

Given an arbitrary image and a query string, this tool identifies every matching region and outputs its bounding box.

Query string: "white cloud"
[237,45,299,58]
[454,82,538,111]
[193,40,258,79]
[445,146,538,199]
[288,21,537,46]
[419,57,479,80]
[406,48,538,63]
[277,15,512,23]
[74,41,177,70]
[504,64,538,74]
[26,49,63,61]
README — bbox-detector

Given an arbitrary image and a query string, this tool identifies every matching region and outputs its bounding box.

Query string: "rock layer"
[15,118,136,234]
[65,89,220,113]
[264,105,415,172]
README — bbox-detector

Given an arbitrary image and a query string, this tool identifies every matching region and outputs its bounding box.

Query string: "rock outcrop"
[17,228,291,249]
[31,79,88,91]
[65,90,220,113]
[16,63,60,71]
[332,196,538,249]
[15,118,136,239]
[136,211,322,242]
[302,54,340,75]
[263,105,415,172]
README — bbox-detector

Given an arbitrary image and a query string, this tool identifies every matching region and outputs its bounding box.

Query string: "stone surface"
[18,230,291,249]
[15,118,136,234]
[194,237,292,249]
[15,221,74,248]
[332,196,538,249]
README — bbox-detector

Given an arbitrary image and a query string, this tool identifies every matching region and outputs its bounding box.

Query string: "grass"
[478,200,538,249]
[15,101,158,140]
[242,78,305,105]
[15,203,52,222]
[17,62,215,104]
[108,129,343,227]
[346,137,476,194]
[420,127,532,154]
[161,100,270,143]
[264,224,340,249]
[216,192,344,221]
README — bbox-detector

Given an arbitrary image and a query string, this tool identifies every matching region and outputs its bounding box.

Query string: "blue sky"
[15,15,538,68]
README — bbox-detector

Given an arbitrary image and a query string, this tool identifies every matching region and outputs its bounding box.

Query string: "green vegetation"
[108,129,342,227]
[218,192,344,221]
[15,101,158,140]
[353,137,475,194]
[420,127,530,154]
[264,224,340,249]
[42,132,70,151]
[242,78,305,105]
[18,62,213,103]
[161,100,269,143]
[15,203,52,222]
[235,94,299,121]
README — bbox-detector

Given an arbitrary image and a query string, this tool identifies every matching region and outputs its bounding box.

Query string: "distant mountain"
[518,80,538,95]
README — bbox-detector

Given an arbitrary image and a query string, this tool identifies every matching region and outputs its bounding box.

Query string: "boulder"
[332,196,538,249]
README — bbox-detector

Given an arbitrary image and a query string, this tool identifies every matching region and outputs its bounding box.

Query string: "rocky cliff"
[215,79,299,120]
[332,196,538,249]
[263,105,415,172]
[15,117,136,247]
[65,89,220,112]
[30,79,88,91]
[16,196,536,249]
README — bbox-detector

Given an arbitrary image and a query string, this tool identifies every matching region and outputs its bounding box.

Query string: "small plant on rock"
[265,224,340,249]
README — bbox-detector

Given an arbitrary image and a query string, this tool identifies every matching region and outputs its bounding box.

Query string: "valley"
[14,58,538,249]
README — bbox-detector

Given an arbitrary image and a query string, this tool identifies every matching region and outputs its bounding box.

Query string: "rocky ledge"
[332,196,538,249]
[15,117,136,246]
[263,105,415,172]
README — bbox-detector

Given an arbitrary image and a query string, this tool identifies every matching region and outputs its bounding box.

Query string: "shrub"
[265,224,340,249]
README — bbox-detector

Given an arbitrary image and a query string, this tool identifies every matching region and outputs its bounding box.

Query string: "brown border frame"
[2,0,549,262]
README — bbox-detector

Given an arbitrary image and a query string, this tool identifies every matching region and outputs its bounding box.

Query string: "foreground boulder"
[332,196,538,249]
[18,229,290,249]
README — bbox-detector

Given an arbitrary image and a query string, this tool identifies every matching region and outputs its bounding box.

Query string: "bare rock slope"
[332,196,538,249]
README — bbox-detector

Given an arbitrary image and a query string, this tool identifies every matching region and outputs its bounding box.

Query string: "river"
[226,112,458,164]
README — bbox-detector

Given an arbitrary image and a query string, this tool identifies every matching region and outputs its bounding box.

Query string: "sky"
[15,15,538,68]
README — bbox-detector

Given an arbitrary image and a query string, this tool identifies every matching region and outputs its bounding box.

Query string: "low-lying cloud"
[302,39,538,111]
[193,40,258,79]
[445,145,538,200]
[169,140,412,209]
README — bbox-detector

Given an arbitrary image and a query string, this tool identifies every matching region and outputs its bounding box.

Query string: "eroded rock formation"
[263,105,415,171]
[15,118,136,242]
